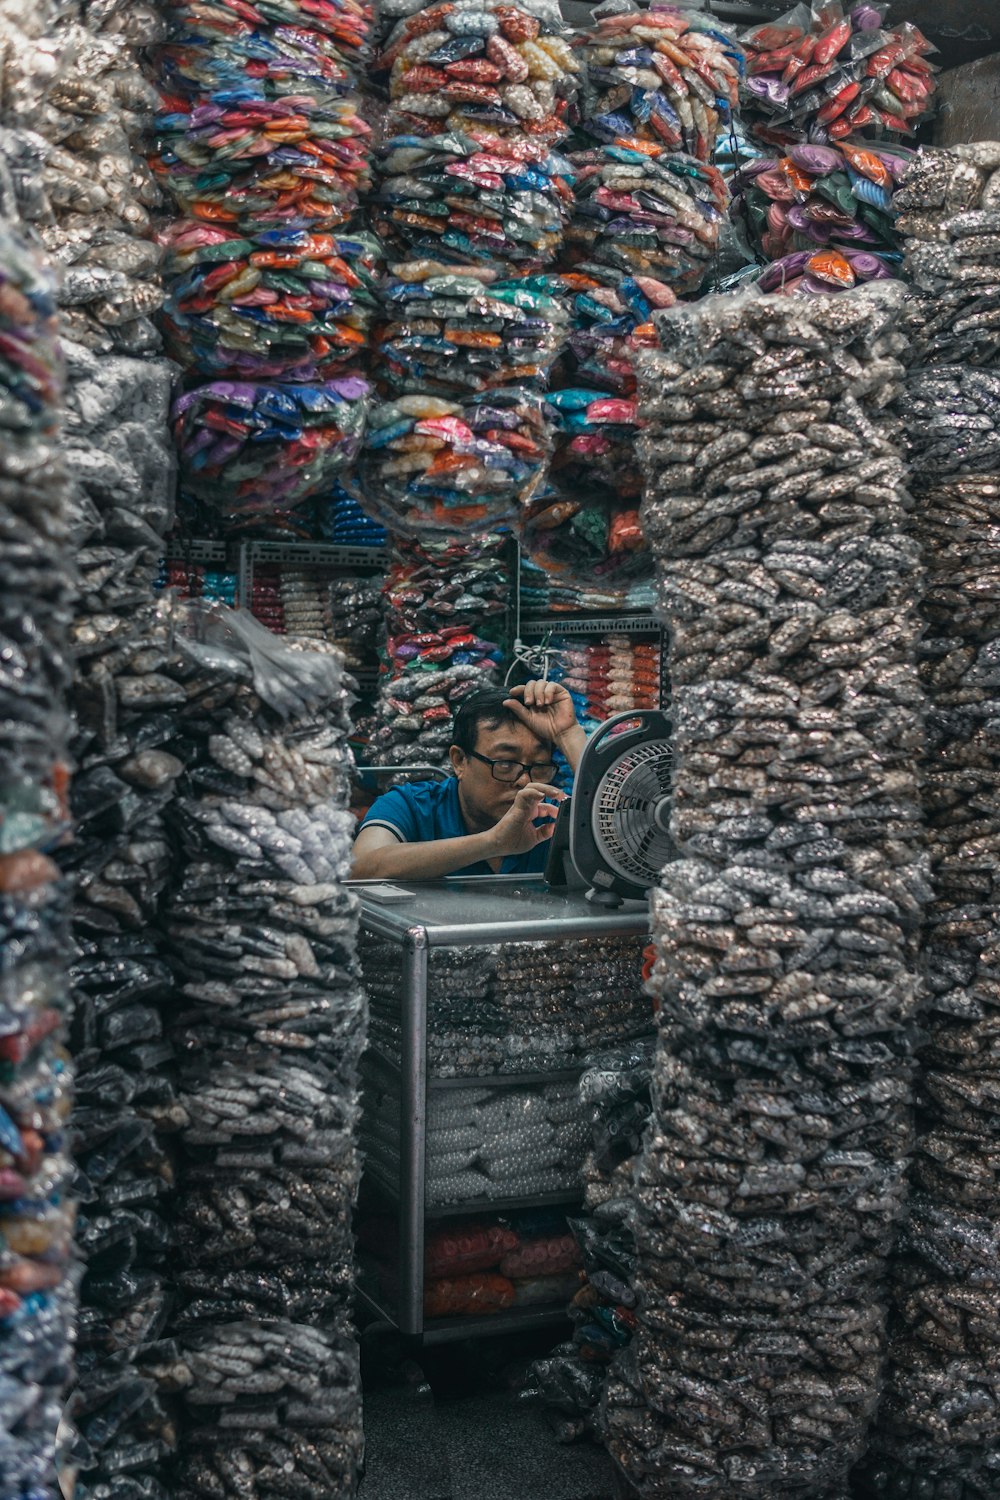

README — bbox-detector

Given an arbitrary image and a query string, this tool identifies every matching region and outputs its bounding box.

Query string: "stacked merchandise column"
[361,0,580,767]
[149,3,375,1494]
[520,8,740,622]
[7,4,188,1492]
[0,101,76,1497]
[152,0,376,543]
[613,288,926,1498]
[529,1039,655,1443]
[731,7,938,300]
[857,145,1000,1499]
[360,534,508,770]
[154,608,367,1498]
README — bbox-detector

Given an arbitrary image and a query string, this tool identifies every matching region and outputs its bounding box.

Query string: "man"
[351,679,586,881]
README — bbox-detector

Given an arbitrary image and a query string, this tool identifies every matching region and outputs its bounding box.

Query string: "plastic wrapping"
[564,143,727,301]
[378,0,580,146]
[0,4,165,354]
[372,130,576,270]
[159,223,383,382]
[855,472,1000,1497]
[576,7,744,162]
[375,261,568,396]
[733,140,912,295]
[152,0,374,235]
[739,2,937,147]
[855,146,1000,1499]
[617,284,927,1498]
[519,550,656,615]
[362,1074,590,1206]
[361,532,507,769]
[893,148,1000,464]
[363,386,548,538]
[129,602,367,1495]
[174,1321,363,1497]
[171,375,369,522]
[362,933,652,1075]
[0,210,77,1500]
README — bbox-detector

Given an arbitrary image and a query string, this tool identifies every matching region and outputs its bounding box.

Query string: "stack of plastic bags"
[363,532,508,769]
[361,934,651,1076]
[0,198,77,1500]
[374,266,568,397]
[732,139,913,294]
[329,577,383,679]
[739,3,937,148]
[563,6,740,297]
[529,1040,653,1443]
[60,347,181,1499]
[152,0,373,231]
[153,602,366,1499]
[0,5,183,1489]
[519,551,657,615]
[170,375,370,521]
[152,0,377,534]
[358,1207,582,1319]
[515,9,741,618]
[620,286,926,1498]
[365,0,582,538]
[545,635,662,734]
[158,222,383,382]
[362,1076,591,1207]
[856,144,1000,1500]
[324,483,387,546]
[0,1,166,357]
[733,4,939,299]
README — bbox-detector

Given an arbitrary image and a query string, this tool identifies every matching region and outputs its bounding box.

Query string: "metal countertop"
[351,875,649,946]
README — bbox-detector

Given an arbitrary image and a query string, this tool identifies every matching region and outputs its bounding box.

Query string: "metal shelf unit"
[237,539,388,611]
[354,877,650,1341]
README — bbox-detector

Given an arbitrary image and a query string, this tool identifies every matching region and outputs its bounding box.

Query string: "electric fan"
[546,710,674,907]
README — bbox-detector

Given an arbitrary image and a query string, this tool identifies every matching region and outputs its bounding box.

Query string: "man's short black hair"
[452,687,548,756]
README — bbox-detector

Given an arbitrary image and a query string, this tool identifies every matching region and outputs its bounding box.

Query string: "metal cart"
[353,876,650,1342]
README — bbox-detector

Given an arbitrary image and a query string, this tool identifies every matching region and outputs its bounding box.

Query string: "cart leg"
[398,930,429,1338]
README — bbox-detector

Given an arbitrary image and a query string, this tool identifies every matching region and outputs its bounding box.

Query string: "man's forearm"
[352,830,499,881]
[556,724,587,773]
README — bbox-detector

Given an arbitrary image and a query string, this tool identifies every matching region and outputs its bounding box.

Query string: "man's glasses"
[467,750,558,784]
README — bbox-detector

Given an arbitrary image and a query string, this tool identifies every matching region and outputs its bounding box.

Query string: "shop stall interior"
[2,0,1000,1498]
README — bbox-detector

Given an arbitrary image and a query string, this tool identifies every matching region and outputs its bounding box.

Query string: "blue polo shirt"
[359,777,550,877]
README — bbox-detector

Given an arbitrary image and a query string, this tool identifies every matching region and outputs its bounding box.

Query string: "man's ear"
[449,745,464,778]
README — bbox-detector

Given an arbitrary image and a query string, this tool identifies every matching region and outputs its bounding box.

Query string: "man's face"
[451,715,556,828]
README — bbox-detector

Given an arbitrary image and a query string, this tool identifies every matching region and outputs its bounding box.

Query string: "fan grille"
[591,738,674,886]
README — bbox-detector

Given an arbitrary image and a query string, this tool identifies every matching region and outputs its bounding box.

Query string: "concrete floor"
[359,1335,617,1500]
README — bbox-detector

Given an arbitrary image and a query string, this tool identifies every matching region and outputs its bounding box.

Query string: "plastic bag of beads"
[172,375,369,521]
[376,261,567,395]
[565,142,727,301]
[499,1232,580,1279]
[424,1273,515,1318]
[424,1221,520,1277]
[378,0,579,146]
[733,140,913,295]
[740,2,937,147]
[511,1272,580,1307]
[363,386,550,536]
[159,222,382,381]
[372,130,576,271]
[151,88,372,235]
[576,5,743,162]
